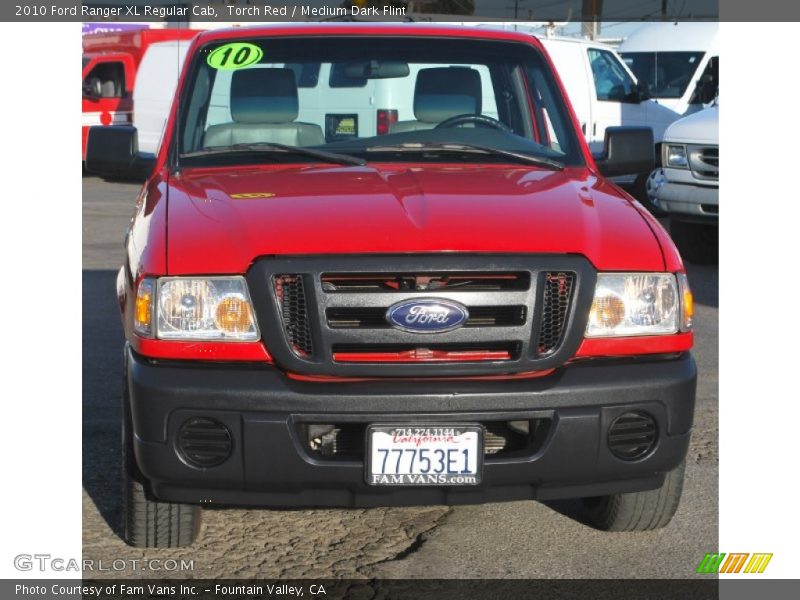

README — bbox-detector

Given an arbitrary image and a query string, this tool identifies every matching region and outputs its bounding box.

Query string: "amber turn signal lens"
[677,272,694,331]
[134,278,155,337]
[215,296,253,333]
[591,295,626,329]
[136,293,152,326]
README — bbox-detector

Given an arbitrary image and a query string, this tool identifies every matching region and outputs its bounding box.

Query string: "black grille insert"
[321,272,531,292]
[607,412,658,461]
[176,417,233,468]
[274,275,313,356]
[326,305,526,329]
[535,271,575,356]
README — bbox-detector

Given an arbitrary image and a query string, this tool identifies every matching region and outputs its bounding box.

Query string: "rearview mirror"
[343,60,410,79]
[593,126,654,178]
[85,126,155,181]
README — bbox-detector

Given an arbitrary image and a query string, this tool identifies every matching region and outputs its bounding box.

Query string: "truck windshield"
[621,51,704,99]
[177,35,584,167]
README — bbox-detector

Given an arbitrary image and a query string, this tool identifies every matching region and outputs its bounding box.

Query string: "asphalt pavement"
[82,175,717,578]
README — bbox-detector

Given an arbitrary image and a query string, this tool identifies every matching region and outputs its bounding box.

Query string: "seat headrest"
[230,68,299,124]
[414,67,482,123]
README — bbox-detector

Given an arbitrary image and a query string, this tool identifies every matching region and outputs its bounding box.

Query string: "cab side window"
[691,56,718,104]
[83,62,126,98]
[588,48,636,102]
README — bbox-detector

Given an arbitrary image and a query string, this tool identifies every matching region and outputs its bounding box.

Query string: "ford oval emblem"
[386,299,469,334]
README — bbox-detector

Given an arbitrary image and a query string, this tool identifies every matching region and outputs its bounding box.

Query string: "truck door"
[586,47,648,152]
[82,55,134,158]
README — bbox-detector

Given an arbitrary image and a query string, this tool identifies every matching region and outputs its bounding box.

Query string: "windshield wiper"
[182,142,366,166]
[364,142,565,170]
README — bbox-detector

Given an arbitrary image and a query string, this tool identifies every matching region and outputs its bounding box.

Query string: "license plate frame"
[365,424,484,486]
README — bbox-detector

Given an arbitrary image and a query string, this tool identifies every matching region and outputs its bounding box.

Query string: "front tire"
[122,380,201,548]
[583,460,686,531]
[122,470,202,548]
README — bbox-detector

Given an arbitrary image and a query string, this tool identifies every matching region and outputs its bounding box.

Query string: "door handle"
[581,122,586,134]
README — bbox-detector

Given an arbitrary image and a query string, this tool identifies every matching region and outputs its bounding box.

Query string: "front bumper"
[656,181,719,219]
[127,346,696,507]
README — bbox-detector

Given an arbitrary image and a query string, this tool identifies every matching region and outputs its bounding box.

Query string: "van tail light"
[376,109,398,135]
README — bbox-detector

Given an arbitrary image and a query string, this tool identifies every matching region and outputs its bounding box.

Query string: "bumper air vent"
[607,412,658,461]
[176,417,233,468]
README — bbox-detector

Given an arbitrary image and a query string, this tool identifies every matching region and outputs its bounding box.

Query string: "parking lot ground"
[82,176,717,578]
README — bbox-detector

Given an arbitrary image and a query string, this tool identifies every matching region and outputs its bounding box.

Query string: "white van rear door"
[133,41,191,154]
[540,40,592,144]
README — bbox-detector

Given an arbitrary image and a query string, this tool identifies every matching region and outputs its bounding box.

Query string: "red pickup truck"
[86,24,696,548]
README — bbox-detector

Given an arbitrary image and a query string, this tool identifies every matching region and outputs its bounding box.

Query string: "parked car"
[82,28,198,159]
[619,22,719,204]
[657,103,719,264]
[86,24,696,547]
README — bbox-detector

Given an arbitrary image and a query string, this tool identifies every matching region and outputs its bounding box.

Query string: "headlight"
[134,276,259,341]
[586,273,679,337]
[664,144,688,168]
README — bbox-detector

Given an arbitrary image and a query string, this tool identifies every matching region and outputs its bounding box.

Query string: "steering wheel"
[434,114,512,133]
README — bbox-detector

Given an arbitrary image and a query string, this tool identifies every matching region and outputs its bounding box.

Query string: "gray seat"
[390,67,483,134]
[204,69,324,148]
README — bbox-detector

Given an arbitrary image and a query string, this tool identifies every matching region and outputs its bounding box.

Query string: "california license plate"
[366,425,482,486]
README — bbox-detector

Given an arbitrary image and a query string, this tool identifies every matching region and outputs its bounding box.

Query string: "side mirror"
[635,81,651,102]
[593,126,654,178]
[83,78,102,99]
[85,126,155,181]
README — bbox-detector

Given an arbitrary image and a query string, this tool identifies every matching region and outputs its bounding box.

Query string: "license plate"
[366,425,483,486]
[325,113,358,141]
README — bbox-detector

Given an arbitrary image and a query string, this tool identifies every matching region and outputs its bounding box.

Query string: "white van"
[619,22,719,118]
[132,40,192,154]
[539,36,677,153]
[618,22,718,203]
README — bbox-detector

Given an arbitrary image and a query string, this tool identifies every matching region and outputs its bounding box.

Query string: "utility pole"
[581,0,603,40]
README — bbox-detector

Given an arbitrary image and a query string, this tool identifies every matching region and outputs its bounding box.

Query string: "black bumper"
[127,346,696,507]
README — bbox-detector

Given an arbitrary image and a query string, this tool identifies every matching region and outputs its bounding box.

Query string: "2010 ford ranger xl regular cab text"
[85,25,696,548]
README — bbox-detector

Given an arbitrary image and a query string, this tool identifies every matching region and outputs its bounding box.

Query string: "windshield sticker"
[230,192,276,199]
[207,43,263,70]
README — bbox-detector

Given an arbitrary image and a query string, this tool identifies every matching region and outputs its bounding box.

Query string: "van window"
[83,61,126,98]
[329,63,368,88]
[285,62,321,88]
[621,51,704,99]
[690,56,718,104]
[587,48,636,102]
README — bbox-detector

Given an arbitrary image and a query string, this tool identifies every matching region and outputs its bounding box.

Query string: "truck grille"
[688,145,719,181]
[274,275,313,356]
[536,272,575,356]
[304,419,551,460]
[249,255,595,377]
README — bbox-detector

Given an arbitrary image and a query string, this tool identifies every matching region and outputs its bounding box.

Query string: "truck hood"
[664,106,718,144]
[165,164,665,274]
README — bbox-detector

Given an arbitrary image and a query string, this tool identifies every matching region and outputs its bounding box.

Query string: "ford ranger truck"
[85,25,696,548]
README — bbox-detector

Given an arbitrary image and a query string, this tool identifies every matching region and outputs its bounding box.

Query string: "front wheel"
[122,382,202,548]
[582,460,686,531]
